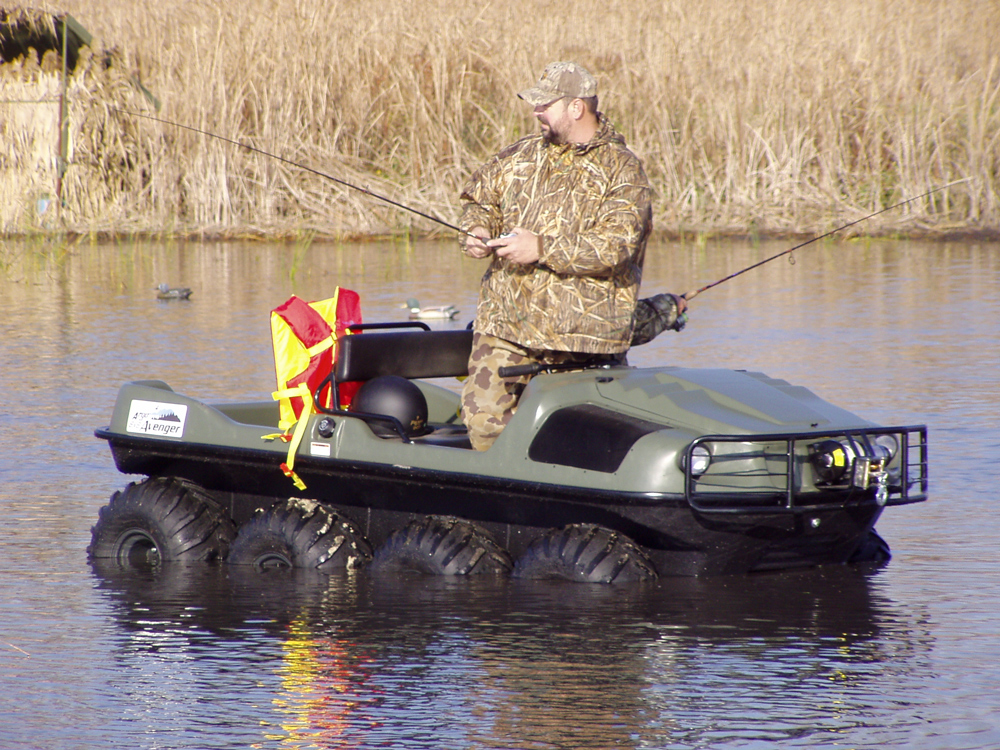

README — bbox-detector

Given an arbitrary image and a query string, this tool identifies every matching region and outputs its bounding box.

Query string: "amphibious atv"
[91,323,928,581]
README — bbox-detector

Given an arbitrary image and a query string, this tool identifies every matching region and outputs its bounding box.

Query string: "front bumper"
[682,425,928,513]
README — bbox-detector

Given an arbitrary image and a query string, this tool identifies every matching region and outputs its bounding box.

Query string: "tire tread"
[88,477,236,564]
[227,498,372,571]
[514,524,657,583]
[373,516,512,576]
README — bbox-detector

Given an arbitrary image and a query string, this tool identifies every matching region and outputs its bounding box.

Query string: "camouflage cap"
[518,62,598,106]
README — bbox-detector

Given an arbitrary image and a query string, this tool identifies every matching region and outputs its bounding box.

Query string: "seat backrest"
[335,329,474,383]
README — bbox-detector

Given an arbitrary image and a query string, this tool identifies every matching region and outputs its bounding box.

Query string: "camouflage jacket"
[460,116,652,354]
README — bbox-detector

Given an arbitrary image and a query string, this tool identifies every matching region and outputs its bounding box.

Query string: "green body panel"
[105,366,886,497]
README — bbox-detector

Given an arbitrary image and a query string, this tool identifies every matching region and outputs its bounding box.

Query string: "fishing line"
[115,108,968,303]
[683,179,970,301]
[113,108,474,237]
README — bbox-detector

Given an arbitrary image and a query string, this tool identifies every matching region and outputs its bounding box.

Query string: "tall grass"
[3,0,999,238]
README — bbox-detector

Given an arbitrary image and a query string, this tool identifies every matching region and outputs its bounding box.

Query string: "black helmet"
[351,375,429,438]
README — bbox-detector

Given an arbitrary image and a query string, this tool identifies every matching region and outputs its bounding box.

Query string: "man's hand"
[491,228,540,265]
[464,226,493,258]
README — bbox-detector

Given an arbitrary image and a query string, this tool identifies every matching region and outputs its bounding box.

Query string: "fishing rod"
[113,108,475,238]
[116,108,968,303]
[682,179,969,301]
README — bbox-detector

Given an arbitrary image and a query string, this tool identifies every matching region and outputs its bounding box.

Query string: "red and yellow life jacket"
[269,288,362,488]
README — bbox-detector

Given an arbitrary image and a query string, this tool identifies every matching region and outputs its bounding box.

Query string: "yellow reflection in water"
[265,619,362,749]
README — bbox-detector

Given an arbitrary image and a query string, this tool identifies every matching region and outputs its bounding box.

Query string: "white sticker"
[310,441,331,457]
[126,400,188,438]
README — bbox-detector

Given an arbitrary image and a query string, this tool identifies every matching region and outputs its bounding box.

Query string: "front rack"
[683,425,928,513]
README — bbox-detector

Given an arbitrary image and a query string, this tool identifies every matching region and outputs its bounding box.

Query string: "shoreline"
[5,226,1000,246]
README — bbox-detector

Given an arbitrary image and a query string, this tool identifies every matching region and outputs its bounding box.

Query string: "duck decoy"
[403,298,459,320]
[156,283,193,300]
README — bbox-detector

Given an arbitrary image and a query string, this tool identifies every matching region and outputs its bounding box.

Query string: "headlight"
[685,444,712,476]
[873,434,898,461]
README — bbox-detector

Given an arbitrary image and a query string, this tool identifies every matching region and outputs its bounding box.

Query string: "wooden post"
[55,14,68,208]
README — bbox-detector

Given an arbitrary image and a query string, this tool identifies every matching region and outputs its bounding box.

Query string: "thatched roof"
[0,6,91,71]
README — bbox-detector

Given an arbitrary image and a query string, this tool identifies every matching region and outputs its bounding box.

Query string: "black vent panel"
[528,405,666,473]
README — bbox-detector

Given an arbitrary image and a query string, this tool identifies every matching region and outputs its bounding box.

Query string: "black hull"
[99,430,884,576]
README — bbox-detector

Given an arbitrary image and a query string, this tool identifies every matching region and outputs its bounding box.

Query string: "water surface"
[1,237,998,749]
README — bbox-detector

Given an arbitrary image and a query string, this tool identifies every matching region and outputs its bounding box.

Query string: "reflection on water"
[87,560,927,750]
[1,237,998,749]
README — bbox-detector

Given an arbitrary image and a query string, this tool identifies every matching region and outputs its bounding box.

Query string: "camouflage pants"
[460,332,598,451]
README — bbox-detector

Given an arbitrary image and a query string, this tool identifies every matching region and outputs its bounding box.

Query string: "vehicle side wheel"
[372,516,513,576]
[514,524,658,583]
[848,529,892,564]
[227,498,373,571]
[88,477,236,566]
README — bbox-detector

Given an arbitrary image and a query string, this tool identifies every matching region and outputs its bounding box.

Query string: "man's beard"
[541,126,566,145]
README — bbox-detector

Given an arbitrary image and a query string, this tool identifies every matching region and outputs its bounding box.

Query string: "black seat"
[332,329,474,446]
[335,329,473,382]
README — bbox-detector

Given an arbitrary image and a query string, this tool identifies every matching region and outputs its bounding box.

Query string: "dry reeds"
[2,0,998,238]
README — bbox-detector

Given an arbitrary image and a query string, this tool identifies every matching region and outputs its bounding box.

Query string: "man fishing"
[459,61,687,451]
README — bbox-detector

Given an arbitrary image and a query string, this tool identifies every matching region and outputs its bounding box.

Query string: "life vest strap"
[272,383,312,490]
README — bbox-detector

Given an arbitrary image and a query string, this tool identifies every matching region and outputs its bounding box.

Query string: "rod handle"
[498,363,542,378]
